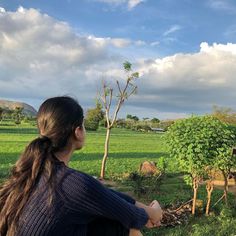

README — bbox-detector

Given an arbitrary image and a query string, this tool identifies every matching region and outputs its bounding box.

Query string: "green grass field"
[0,121,169,179]
[1,121,236,236]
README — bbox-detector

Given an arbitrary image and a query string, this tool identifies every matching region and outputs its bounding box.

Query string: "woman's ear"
[74,126,85,149]
[74,126,82,140]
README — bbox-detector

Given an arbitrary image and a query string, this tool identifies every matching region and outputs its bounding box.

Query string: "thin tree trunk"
[100,128,111,179]
[206,180,214,215]
[192,177,198,215]
[222,171,228,205]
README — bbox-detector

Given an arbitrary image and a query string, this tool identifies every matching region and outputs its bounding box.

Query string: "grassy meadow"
[0,121,169,179]
[0,121,236,236]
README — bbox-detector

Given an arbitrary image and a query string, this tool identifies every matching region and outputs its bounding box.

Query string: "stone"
[139,161,158,175]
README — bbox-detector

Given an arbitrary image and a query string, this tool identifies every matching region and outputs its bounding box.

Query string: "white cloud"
[111,38,131,47]
[133,42,236,113]
[0,7,126,104]
[88,35,131,48]
[95,0,126,5]
[150,41,160,46]
[1,7,236,118]
[17,6,26,13]
[207,0,236,13]
[135,40,146,46]
[0,7,6,13]
[128,0,144,10]
[94,0,144,9]
[163,25,182,36]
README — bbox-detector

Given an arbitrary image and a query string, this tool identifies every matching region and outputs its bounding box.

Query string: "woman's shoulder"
[57,162,98,190]
[57,164,103,205]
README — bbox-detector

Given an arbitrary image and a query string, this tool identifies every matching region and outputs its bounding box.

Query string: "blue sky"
[2,0,235,55]
[0,0,236,119]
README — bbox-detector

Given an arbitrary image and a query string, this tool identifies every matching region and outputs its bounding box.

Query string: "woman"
[0,96,162,236]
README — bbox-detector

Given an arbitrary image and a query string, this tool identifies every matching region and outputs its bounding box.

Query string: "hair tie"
[39,135,51,141]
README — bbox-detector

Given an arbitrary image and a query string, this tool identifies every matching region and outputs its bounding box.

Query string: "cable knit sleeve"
[63,170,148,230]
[108,188,136,204]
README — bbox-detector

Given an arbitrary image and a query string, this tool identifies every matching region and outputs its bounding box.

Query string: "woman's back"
[17,160,148,236]
[0,96,161,236]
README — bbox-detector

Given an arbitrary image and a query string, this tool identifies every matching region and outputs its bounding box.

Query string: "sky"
[0,0,236,119]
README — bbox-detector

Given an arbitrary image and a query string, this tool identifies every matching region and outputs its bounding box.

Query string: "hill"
[0,99,37,116]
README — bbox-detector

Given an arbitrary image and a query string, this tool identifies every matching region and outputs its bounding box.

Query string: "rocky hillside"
[0,99,37,116]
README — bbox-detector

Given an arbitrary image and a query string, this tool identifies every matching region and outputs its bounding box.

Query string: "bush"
[84,104,104,131]
[84,119,99,131]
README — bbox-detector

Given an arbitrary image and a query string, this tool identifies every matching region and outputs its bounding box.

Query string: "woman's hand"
[145,219,156,228]
[149,200,163,225]
[135,200,163,229]
[129,229,143,236]
[145,219,161,228]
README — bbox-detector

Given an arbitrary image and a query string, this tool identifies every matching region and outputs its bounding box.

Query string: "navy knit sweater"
[16,160,148,236]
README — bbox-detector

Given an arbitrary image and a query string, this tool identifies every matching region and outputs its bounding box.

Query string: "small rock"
[139,161,159,176]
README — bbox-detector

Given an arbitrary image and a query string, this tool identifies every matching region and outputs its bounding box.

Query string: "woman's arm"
[64,172,149,230]
[107,188,135,204]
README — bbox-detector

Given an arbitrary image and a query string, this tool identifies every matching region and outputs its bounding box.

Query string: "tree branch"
[116,81,122,94]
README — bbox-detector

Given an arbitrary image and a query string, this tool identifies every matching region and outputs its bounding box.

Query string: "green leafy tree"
[159,119,175,131]
[13,107,24,125]
[166,115,235,215]
[126,114,133,120]
[98,61,139,179]
[151,118,160,123]
[115,118,127,128]
[84,103,104,131]
[0,107,3,121]
[143,117,149,121]
[212,105,236,125]
[126,114,139,121]
[213,131,236,205]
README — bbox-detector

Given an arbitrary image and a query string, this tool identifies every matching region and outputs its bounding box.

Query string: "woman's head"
[37,96,84,152]
[0,96,84,235]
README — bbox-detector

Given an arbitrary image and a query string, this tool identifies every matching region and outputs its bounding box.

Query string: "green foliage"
[13,107,24,125]
[165,115,236,215]
[115,119,126,128]
[123,61,132,72]
[151,117,160,123]
[84,119,99,131]
[157,156,167,173]
[84,103,104,131]
[1,123,236,235]
[159,119,175,131]
[128,171,145,197]
[0,107,3,121]
[214,127,236,174]
[126,114,139,121]
[166,115,235,177]
[128,171,164,197]
[189,207,236,236]
[134,124,152,132]
[1,108,13,120]
[212,105,236,125]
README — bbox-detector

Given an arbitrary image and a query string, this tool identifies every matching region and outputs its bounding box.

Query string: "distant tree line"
[84,106,167,132]
[83,104,236,132]
[0,106,36,125]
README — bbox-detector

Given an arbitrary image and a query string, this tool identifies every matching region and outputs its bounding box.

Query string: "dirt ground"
[213,180,236,194]
[100,178,236,196]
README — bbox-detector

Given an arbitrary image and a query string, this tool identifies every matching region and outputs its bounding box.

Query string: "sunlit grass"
[0,122,168,179]
[1,121,235,236]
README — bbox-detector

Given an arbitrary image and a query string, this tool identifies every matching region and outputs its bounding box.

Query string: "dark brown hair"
[0,96,83,235]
